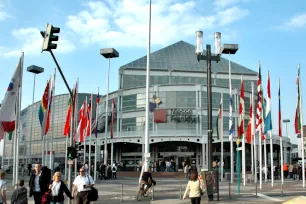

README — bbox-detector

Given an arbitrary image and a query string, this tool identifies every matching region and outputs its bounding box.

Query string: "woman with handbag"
[183,172,203,204]
[72,167,95,204]
[49,172,73,204]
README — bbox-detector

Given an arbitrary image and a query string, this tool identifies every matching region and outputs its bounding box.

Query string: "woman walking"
[72,167,95,204]
[49,172,73,204]
[183,172,203,204]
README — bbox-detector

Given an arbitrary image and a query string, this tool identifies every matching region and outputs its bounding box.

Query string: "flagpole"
[94,88,99,181]
[49,69,56,173]
[267,71,274,187]
[2,132,6,166]
[252,82,257,184]
[241,76,246,187]
[89,94,93,176]
[250,93,254,181]
[84,96,87,165]
[298,64,305,188]
[64,134,68,180]
[221,93,224,182]
[75,78,79,178]
[229,53,234,184]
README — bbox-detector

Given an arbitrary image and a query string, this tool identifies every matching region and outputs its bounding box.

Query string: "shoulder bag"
[87,175,98,201]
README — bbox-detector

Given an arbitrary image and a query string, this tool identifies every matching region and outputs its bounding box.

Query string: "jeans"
[33,192,42,204]
[50,201,64,204]
[190,197,201,204]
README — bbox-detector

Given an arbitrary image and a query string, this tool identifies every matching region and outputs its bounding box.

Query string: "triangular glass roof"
[121,40,257,75]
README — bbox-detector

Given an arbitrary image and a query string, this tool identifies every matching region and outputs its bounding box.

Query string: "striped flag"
[238,79,245,139]
[246,98,252,144]
[95,91,100,138]
[295,67,302,134]
[256,63,265,140]
[63,85,76,137]
[44,69,56,135]
[75,100,87,143]
[216,99,222,140]
[85,95,92,137]
[264,71,272,134]
[110,98,116,139]
[39,79,50,135]
[278,78,282,137]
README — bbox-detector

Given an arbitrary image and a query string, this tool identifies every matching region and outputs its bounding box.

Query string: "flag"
[110,98,116,139]
[95,91,100,138]
[216,99,222,140]
[295,68,302,134]
[238,79,245,139]
[20,109,28,143]
[75,100,87,143]
[63,82,77,136]
[246,99,252,144]
[278,78,282,137]
[85,96,92,137]
[229,95,234,136]
[38,80,50,128]
[255,63,265,140]
[0,56,22,132]
[44,70,56,135]
[264,71,272,134]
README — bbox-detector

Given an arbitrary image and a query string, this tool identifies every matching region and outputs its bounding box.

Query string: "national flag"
[38,80,50,128]
[278,78,282,137]
[110,98,116,139]
[0,56,22,132]
[295,68,302,134]
[74,100,87,143]
[85,96,92,137]
[255,63,264,140]
[246,98,252,144]
[63,86,76,136]
[264,71,272,134]
[95,91,100,138]
[44,70,56,135]
[229,95,234,137]
[216,99,222,140]
[238,79,245,139]
[262,96,266,140]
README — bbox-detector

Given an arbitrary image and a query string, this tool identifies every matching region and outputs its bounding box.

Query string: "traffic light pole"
[49,50,75,203]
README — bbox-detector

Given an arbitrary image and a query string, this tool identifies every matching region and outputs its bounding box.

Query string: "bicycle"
[136,182,153,201]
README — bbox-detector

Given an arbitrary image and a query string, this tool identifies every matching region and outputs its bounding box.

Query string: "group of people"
[0,163,96,204]
[283,163,305,181]
[98,161,117,180]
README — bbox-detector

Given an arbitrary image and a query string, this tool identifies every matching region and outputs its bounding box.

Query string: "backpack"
[112,166,116,171]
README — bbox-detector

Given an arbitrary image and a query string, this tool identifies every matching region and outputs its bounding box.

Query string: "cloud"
[274,13,306,30]
[66,0,248,48]
[0,1,10,21]
[0,27,76,57]
[214,0,250,9]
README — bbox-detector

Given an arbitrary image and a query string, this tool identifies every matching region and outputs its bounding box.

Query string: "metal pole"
[207,44,212,171]
[104,58,110,165]
[180,184,182,200]
[152,185,154,201]
[2,132,5,168]
[89,94,93,176]
[144,0,152,170]
[281,183,283,197]
[94,88,99,181]
[121,184,123,201]
[29,73,36,165]
[229,182,231,199]
[64,136,68,180]
[229,53,234,184]
[255,182,258,197]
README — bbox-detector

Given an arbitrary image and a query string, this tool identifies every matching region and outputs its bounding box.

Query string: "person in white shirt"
[72,167,95,204]
[112,164,117,180]
[0,171,7,204]
[183,172,203,204]
[49,172,73,204]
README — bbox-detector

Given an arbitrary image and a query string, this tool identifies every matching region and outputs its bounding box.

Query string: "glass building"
[3,41,294,172]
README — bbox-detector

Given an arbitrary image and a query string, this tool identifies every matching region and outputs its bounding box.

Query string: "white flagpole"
[252,82,257,184]
[279,78,284,185]
[75,78,79,178]
[64,134,68,180]
[2,132,6,166]
[221,93,224,182]
[94,88,99,181]
[89,94,93,176]
[268,72,274,187]
[49,69,56,172]
[250,93,254,181]
[228,53,234,184]
[84,96,87,165]
[241,76,246,187]
[298,64,305,187]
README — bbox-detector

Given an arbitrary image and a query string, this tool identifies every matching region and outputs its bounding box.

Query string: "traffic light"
[67,147,79,160]
[40,23,60,52]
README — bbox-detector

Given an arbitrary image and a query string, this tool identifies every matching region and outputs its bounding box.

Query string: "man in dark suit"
[29,164,51,204]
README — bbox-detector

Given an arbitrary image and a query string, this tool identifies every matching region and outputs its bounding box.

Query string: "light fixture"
[214,32,221,55]
[195,31,203,55]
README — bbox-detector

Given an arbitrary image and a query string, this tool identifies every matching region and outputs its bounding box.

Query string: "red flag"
[110,98,115,139]
[44,70,56,135]
[74,100,87,143]
[85,96,92,137]
[246,103,252,144]
[238,80,245,139]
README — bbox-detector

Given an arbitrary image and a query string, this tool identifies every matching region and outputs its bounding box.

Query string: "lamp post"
[221,45,238,184]
[195,31,221,172]
[27,65,44,165]
[283,119,290,137]
[100,48,119,166]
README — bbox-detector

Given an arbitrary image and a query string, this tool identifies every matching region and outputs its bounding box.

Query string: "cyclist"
[140,168,155,194]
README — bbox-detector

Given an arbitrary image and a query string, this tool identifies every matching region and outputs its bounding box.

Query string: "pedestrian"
[0,171,7,204]
[112,164,117,180]
[107,164,112,180]
[289,163,293,178]
[11,179,28,204]
[27,164,32,176]
[72,167,95,204]
[184,164,189,180]
[84,161,89,175]
[283,163,288,178]
[183,172,203,204]
[21,164,25,177]
[49,172,73,204]
[29,164,51,204]
[293,165,297,181]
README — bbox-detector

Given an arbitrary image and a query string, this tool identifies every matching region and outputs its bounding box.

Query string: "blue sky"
[0,0,306,144]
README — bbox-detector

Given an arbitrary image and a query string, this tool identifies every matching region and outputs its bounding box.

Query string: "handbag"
[41,191,51,204]
[87,175,98,201]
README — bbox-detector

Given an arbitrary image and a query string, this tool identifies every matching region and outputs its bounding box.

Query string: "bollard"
[121,184,123,202]
[179,184,182,200]
[229,182,231,199]
[255,182,258,198]
[281,183,283,197]
[152,185,154,201]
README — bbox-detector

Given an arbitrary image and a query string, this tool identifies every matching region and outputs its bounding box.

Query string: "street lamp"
[100,48,119,166]
[221,44,238,184]
[27,65,44,165]
[283,119,290,137]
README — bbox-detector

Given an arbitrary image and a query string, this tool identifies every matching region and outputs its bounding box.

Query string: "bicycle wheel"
[143,187,152,197]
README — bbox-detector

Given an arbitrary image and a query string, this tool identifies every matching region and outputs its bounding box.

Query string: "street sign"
[68,159,74,165]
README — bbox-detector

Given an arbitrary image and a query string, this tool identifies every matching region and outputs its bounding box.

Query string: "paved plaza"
[3,173,306,203]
